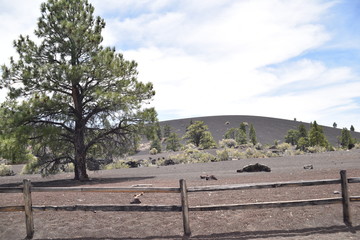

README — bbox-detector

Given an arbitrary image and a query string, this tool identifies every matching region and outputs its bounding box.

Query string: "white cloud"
[1,0,359,129]
[112,0,349,125]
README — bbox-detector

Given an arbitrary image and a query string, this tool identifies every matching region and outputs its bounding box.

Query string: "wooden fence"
[1,170,360,239]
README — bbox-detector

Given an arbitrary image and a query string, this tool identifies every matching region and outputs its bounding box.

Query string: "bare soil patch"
[1,149,360,240]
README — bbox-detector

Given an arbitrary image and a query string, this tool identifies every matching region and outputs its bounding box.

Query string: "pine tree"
[285,129,300,146]
[166,132,181,151]
[340,128,354,149]
[249,124,257,145]
[0,0,156,180]
[150,137,162,153]
[350,125,355,132]
[240,122,248,134]
[183,121,216,149]
[298,124,307,138]
[163,124,171,138]
[308,121,328,147]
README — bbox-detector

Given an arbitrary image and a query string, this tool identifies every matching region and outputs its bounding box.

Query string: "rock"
[237,163,271,173]
[164,159,175,166]
[127,161,140,168]
[200,174,218,180]
[303,164,313,170]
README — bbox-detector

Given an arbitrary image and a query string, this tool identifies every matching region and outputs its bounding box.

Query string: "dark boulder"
[237,163,271,173]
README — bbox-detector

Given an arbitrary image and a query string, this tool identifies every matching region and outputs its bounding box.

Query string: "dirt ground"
[1,149,360,240]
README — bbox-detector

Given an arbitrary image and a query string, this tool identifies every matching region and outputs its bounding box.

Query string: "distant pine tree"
[249,124,257,145]
[350,125,355,132]
[308,121,328,147]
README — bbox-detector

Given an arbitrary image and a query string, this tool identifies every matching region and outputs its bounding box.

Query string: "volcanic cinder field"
[1,116,360,240]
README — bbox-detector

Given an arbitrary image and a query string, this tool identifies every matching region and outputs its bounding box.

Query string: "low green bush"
[216,148,230,161]
[149,148,158,155]
[245,148,267,158]
[307,146,326,153]
[103,160,129,170]
[219,139,237,148]
[166,150,217,165]
[21,158,42,175]
[0,164,15,176]
[276,142,292,152]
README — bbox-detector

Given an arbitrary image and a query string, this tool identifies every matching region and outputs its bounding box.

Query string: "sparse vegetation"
[0,164,15,176]
[219,139,237,148]
[276,142,292,152]
[21,157,48,176]
[103,160,129,170]
[216,148,230,161]
[166,149,217,165]
[149,148,158,155]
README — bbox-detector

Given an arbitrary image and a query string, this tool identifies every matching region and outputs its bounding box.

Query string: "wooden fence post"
[23,179,34,239]
[180,179,191,238]
[340,170,352,226]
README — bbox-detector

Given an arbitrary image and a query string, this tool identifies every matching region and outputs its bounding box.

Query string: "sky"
[0,0,360,130]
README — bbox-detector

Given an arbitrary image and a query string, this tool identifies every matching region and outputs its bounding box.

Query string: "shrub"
[219,139,237,148]
[167,149,217,165]
[0,164,15,176]
[265,151,280,158]
[103,160,129,170]
[182,143,196,151]
[307,146,326,153]
[277,142,292,152]
[255,143,263,150]
[21,157,42,175]
[245,148,266,158]
[216,149,230,161]
[149,148,158,155]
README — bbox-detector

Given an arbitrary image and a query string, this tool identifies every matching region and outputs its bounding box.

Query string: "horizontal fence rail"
[0,170,359,239]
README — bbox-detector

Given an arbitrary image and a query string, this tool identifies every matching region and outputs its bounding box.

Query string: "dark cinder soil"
[159,115,360,146]
[1,149,360,240]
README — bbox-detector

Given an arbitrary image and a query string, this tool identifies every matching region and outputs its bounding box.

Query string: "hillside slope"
[160,115,360,146]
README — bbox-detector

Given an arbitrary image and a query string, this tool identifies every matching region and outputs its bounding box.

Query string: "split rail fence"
[1,170,360,239]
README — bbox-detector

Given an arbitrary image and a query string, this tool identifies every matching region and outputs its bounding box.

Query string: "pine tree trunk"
[76,153,88,181]
[73,120,89,181]
[72,85,88,181]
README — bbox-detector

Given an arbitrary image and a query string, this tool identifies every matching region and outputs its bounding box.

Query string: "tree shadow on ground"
[31,224,359,240]
[0,176,155,188]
